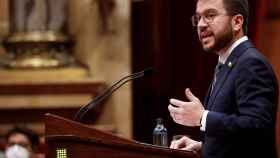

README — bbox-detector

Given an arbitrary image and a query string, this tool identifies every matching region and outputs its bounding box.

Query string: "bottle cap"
[156,118,163,124]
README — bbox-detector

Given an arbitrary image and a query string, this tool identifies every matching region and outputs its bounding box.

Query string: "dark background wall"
[132,0,266,144]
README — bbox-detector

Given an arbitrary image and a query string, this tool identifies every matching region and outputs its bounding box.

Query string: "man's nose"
[197,17,208,28]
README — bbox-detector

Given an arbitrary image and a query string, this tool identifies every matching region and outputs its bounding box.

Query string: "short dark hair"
[223,0,249,34]
[5,126,39,151]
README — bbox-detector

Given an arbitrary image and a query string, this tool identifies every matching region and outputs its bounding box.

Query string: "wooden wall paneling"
[260,1,280,156]
[267,0,280,16]
[0,80,108,137]
[249,0,267,48]
[132,0,173,143]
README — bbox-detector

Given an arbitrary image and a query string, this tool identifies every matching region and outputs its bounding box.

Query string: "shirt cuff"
[200,110,209,131]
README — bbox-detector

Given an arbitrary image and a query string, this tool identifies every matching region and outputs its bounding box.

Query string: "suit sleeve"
[205,57,278,137]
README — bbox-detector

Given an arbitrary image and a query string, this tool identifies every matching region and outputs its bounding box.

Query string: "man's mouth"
[200,32,213,40]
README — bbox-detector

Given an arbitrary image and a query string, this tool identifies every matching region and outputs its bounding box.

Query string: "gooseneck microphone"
[74,68,155,122]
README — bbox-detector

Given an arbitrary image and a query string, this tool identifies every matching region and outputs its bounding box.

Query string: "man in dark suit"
[168,0,279,158]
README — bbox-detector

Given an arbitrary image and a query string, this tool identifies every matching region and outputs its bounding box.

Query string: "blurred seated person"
[4,126,41,158]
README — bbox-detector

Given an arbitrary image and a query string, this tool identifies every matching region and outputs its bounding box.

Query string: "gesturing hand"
[168,88,205,127]
[170,136,202,152]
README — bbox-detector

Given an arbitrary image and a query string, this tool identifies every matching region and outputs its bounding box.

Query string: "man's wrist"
[200,110,209,131]
[199,112,203,127]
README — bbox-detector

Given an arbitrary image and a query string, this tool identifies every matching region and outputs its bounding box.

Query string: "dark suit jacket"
[202,40,279,158]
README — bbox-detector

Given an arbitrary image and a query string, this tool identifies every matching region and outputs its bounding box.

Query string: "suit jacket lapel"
[207,65,231,109]
[204,80,213,108]
[205,40,255,110]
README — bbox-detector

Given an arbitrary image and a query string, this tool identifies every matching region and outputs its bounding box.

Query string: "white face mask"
[5,145,30,158]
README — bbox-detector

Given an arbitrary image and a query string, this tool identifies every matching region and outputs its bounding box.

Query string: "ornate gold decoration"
[3,31,75,68]
[6,31,69,43]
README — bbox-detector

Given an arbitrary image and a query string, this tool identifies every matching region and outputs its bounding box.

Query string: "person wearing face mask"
[5,126,40,158]
[168,0,278,158]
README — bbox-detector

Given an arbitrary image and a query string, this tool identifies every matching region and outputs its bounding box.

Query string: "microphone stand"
[74,68,154,122]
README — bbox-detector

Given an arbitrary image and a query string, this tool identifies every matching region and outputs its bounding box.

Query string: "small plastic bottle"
[153,118,168,147]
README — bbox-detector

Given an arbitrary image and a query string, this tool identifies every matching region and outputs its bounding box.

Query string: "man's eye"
[194,15,201,21]
[206,13,216,19]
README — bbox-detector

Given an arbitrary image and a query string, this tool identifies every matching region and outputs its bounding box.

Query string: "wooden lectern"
[45,113,200,158]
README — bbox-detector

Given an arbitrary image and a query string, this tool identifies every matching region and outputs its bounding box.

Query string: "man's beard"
[203,25,234,53]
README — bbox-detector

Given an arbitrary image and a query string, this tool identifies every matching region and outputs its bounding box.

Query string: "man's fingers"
[168,104,180,114]
[185,144,195,151]
[170,140,176,149]
[173,140,182,149]
[170,140,181,149]
[174,136,189,149]
[170,99,186,107]
[185,88,198,102]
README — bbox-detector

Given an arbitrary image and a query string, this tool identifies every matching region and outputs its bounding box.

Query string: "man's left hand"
[168,88,205,127]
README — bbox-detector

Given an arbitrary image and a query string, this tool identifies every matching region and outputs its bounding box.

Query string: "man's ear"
[231,14,244,32]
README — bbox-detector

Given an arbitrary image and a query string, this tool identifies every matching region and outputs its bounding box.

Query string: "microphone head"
[143,67,156,77]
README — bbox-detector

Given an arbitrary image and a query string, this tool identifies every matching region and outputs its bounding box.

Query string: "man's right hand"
[170,136,202,152]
